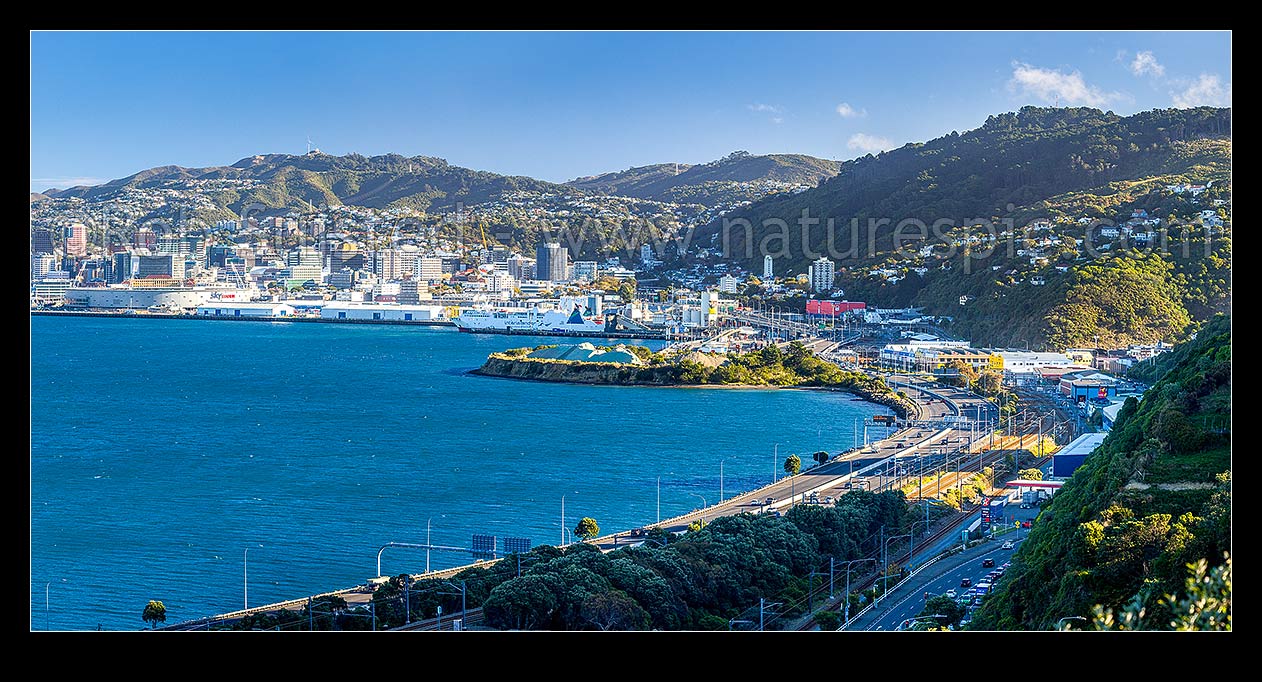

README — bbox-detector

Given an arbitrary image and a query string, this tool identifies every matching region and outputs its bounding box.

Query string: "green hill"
[710,106,1230,349]
[49,152,578,216]
[567,151,840,206]
[969,314,1231,630]
[710,106,1230,267]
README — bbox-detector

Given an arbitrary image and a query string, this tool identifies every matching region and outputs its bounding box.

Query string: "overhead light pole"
[879,534,911,605]
[840,558,876,628]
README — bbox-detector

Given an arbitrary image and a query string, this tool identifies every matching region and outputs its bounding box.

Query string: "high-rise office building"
[31,229,55,255]
[32,253,58,279]
[329,245,365,272]
[398,278,428,304]
[282,246,322,284]
[156,234,181,255]
[328,268,359,290]
[181,235,207,267]
[133,227,157,250]
[718,273,740,294]
[572,261,598,282]
[64,224,87,257]
[416,256,444,284]
[111,252,136,283]
[136,254,186,281]
[374,249,413,281]
[506,254,530,281]
[287,246,322,268]
[535,242,568,282]
[763,255,774,280]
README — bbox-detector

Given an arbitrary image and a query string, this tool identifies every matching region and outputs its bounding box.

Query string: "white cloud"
[1171,73,1232,108]
[771,117,783,125]
[1129,51,1165,78]
[30,176,106,192]
[847,133,893,155]
[747,103,783,114]
[835,102,866,118]
[1008,61,1119,107]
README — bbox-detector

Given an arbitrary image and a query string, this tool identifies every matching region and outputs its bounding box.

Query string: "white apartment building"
[808,257,835,293]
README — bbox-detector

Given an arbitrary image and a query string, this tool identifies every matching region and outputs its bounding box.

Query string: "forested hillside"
[715,106,1230,349]
[712,106,1230,268]
[970,315,1231,629]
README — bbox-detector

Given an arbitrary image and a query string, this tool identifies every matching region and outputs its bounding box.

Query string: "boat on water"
[456,303,607,334]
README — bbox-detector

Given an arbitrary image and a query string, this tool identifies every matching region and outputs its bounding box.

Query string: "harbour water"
[30,316,883,630]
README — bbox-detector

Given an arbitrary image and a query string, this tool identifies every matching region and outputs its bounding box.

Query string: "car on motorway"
[1001,541,1014,550]
[1021,520,1032,528]
[1019,503,1031,509]
[982,558,995,568]
[960,577,972,588]
[765,497,775,506]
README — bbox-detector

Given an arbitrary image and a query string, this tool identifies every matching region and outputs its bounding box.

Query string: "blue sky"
[30,31,1231,193]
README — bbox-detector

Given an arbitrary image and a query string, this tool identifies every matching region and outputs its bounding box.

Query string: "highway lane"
[855,502,1041,631]
[593,373,997,550]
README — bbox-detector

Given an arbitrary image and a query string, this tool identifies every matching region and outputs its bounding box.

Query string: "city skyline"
[30,30,1231,193]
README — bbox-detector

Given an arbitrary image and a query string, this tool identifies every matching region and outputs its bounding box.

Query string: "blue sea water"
[30,316,881,630]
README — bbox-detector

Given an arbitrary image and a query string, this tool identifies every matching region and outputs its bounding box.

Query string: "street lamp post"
[840,558,876,628]
[426,518,432,574]
[244,547,249,610]
[909,518,932,570]
[728,618,753,631]
[45,582,50,631]
[879,534,911,605]
[688,492,708,510]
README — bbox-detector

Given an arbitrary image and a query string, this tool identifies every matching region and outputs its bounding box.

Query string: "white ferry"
[456,304,606,334]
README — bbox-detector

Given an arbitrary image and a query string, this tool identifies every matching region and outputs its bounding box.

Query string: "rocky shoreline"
[474,354,916,418]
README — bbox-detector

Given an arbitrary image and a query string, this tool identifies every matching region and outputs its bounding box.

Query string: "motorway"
[591,374,998,550]
[846,502,1041,631]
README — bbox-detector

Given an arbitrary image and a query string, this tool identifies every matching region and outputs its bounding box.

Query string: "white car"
[1001,541,1014,550]
[944,589,957,599]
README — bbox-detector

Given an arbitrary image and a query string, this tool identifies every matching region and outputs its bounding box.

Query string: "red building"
[806,299,866,316]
